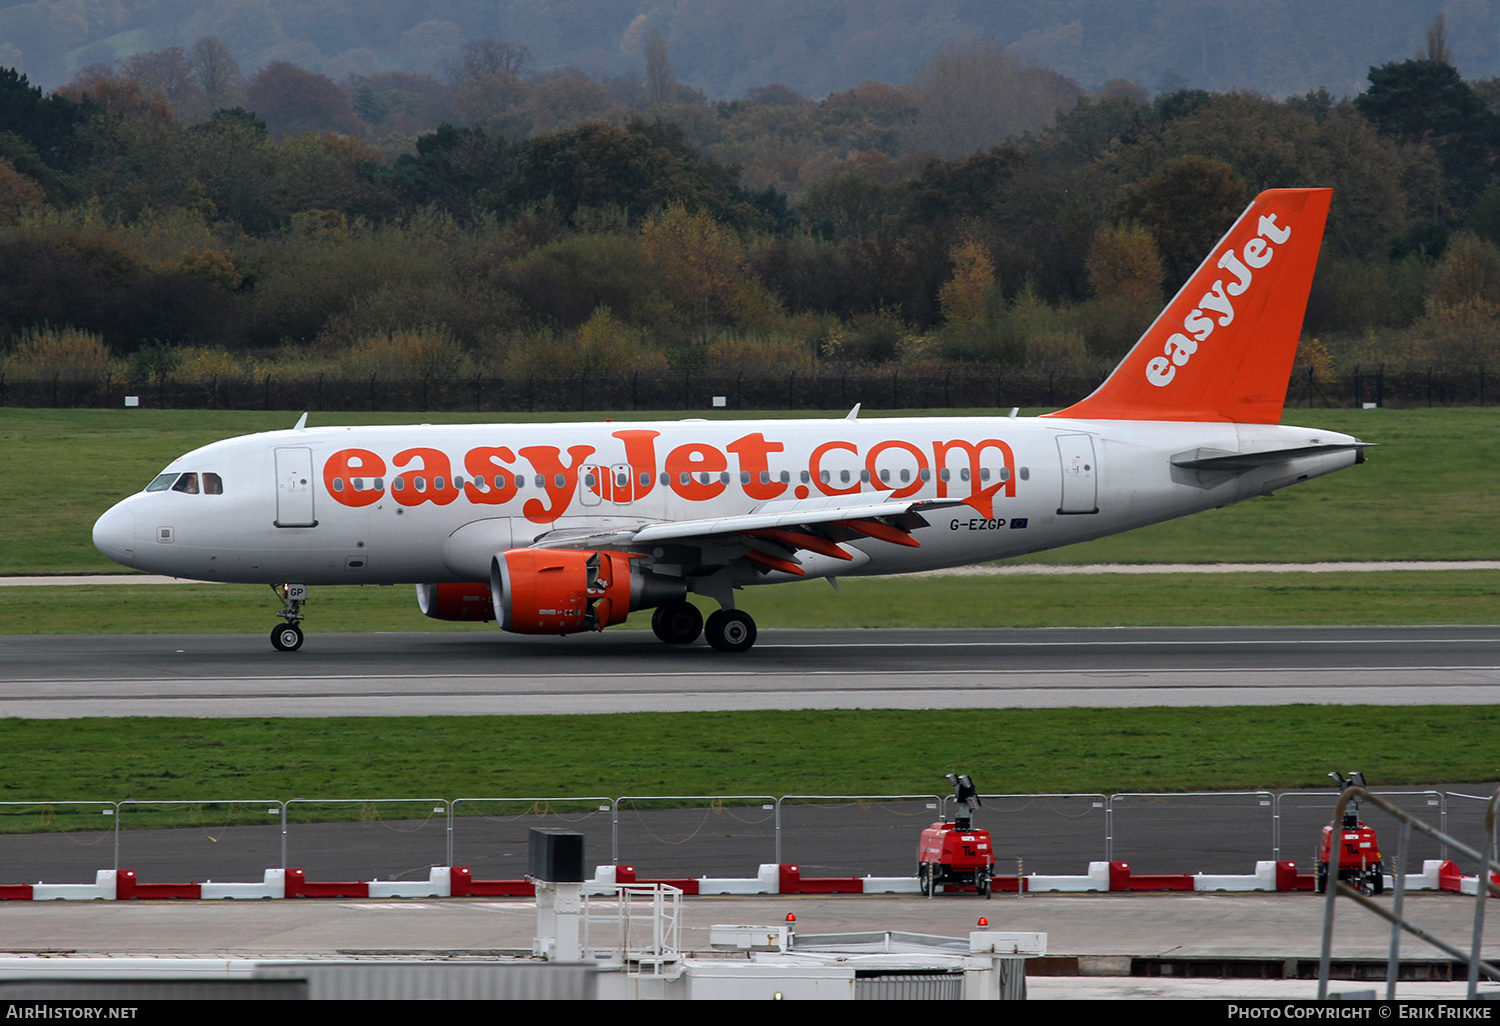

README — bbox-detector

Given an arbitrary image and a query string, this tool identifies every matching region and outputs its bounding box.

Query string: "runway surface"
[1,624,1497,716]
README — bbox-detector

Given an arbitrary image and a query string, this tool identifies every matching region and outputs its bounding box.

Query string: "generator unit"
[917,773,995,898]
[1317,770,1385,895]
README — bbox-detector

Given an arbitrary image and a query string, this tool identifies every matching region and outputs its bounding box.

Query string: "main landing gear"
[650,601,758,652]
[651,601,702,644]
[270,583,306,652]
[705,609,756,653]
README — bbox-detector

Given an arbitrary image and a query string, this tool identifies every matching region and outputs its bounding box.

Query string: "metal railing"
[1317,786,1500,1000]
[1,790,1495,882]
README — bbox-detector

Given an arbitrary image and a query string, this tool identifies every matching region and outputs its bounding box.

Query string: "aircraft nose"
[92,504,136,568]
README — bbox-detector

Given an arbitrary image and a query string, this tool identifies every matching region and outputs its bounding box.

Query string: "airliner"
[93,188,1365,652]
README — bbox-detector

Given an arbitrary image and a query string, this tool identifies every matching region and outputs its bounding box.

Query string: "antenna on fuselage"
[293,412,308,431]
[845,403,861,421]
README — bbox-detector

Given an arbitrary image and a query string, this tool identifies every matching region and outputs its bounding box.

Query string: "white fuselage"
[92,415,1360,587]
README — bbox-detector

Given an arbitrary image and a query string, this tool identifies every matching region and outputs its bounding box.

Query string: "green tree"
[1115,155,1247,291]
[1356,60,1500,212]
[640,203,751,326]
[509,119,770,232]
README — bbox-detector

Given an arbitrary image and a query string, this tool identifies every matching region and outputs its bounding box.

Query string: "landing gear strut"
[270,583,306,652]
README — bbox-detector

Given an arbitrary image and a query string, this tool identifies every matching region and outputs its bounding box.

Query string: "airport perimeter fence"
[0,364,1491,413]
[0,791,1494,887]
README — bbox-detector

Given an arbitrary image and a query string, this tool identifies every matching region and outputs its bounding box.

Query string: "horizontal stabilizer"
[1170,442,1372,471]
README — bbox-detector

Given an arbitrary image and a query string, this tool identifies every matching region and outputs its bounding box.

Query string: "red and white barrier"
[2,860,1494,899]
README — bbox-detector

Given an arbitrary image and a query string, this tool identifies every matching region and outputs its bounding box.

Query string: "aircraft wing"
[530,496,972,576]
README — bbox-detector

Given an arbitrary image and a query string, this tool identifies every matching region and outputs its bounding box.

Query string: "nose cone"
[93,503,136,568]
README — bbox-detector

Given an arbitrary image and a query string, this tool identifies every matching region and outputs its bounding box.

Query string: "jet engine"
[490,548,686,635]
[416,582,495,621]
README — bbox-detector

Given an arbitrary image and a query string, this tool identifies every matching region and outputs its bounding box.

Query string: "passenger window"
[171,473,199,494]
[203,473,223,494]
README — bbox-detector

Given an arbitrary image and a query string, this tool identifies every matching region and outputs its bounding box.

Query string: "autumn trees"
[8,39,1500,388]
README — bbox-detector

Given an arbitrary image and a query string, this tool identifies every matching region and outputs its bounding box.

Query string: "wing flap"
[530,497,968,552]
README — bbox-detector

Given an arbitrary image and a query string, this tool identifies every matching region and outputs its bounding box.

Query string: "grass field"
[0,707,1494,816]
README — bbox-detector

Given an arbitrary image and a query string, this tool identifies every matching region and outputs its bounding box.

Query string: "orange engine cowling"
[491,548,685,635]
[416,582,495,621]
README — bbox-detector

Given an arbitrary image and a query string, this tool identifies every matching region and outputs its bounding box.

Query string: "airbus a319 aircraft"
[94,188,1366,653]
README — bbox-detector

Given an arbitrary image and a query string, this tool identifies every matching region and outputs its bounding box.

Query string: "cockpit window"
[170,473,199,494]
[146,474,177,492]
[203,473,223,494]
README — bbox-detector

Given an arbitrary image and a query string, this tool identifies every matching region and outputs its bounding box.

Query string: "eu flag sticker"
[1009,517,1028,529]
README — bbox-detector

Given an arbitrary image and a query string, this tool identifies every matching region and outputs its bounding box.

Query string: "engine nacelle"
[416,582,495,621]
[491,548,685,635]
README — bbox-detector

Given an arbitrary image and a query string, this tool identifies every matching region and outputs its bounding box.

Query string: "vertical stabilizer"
[1046,188,1332,423]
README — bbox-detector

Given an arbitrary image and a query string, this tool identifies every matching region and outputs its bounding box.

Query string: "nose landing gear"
[270,583,306,651]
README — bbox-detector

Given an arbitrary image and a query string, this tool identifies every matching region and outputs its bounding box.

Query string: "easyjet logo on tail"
[1145,212,1292,388]
[1044,187,1331,424]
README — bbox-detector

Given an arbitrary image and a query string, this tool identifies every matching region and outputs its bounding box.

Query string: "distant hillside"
[2,0,1496,98]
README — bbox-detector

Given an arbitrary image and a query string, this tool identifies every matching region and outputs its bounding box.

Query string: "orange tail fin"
[1046,188,1332,423]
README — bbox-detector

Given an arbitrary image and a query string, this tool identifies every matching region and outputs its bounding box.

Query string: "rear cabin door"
[1055,433,1099,515]
[274,447,317,527]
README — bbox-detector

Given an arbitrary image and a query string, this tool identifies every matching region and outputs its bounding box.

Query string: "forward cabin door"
[274,447,317,527]
[1055,434,1099,515]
